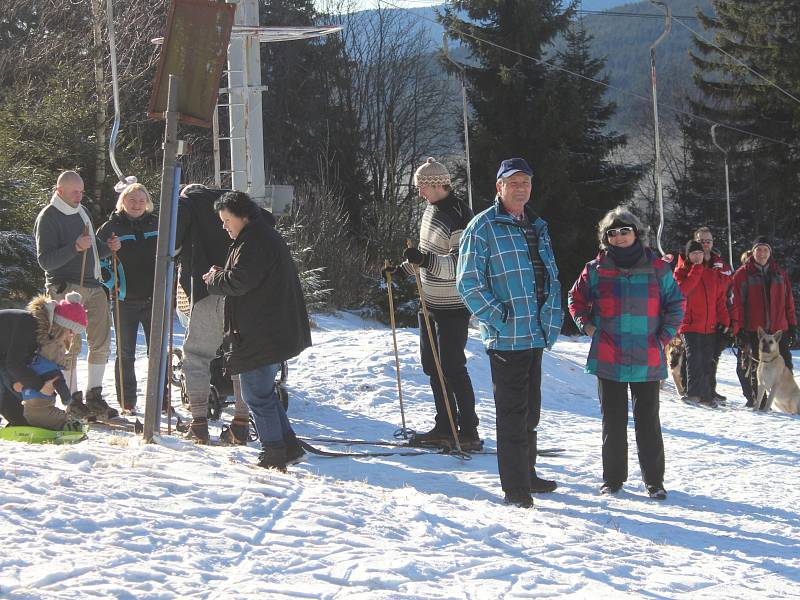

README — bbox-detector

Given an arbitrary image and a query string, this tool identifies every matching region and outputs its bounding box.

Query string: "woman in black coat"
[204,191,312,471]
[96,183,158,413]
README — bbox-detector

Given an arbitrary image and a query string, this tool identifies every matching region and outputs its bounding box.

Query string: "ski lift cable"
[649,0,670,257]
[106,0,137,193]
[663,7,800,108]
[374,0,796,150]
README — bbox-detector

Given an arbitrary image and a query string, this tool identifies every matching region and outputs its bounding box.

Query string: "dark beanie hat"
[685,240,704,256]
[751,236,771,252]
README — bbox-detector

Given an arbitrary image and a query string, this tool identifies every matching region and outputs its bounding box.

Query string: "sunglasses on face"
[606,226,634,238]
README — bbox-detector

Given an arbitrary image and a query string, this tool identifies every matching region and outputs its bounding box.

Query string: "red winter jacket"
[673,257,730,334]
[730,257,797,334]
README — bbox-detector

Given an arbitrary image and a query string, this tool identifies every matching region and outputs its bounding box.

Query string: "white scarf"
[50,192,102,282]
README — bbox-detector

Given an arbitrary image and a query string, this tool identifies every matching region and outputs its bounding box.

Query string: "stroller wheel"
[277,384,289,411]
[208,386,223,421]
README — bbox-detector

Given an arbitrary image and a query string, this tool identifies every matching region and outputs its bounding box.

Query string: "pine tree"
[678,0,800,270]
[441,2,641,320]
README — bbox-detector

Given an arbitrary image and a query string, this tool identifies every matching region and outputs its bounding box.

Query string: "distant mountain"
[344,0,714,135]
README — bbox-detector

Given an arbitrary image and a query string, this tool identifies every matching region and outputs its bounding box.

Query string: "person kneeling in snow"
[0,292,88,430]
[21,354,84,431]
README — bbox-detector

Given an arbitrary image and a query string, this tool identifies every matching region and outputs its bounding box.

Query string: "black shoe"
[285,437,306,465]
[66,392,92,419]
[457,428,484,451]
[713,392,727,403]
[698,397,719,408]
[186,417,210,445]
[408,427,455,448]
[219,417,249,446]
[600,482,622,495]
[85,387,119,419]
[258,446,288,472]
[530,474,558,494]
[504,490,533,508]
[647,485,667,500]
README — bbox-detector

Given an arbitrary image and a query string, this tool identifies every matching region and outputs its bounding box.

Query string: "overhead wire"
[661,8,800,108]
[373,0,797,149]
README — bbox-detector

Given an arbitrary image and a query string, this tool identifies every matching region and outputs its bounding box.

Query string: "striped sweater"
[401,193,473,310]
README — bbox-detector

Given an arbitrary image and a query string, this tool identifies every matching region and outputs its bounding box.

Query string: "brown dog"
[755,327,800,414]
[666,336,685,396]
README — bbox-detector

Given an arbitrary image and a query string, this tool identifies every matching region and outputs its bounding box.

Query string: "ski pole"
[68,223,90,394]
[384,259,411,439]
[112,246,125,413]
[407,240,466,458]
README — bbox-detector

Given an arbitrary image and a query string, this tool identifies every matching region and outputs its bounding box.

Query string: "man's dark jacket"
[206,214,311,374]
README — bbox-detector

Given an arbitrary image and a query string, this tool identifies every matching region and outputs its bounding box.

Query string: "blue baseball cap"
[496,158,533,180]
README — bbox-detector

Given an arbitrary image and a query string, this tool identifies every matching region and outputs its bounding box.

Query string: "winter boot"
[65,391,92,419]
[600,482,622,495]
[528,431,557,493]
[457,428,484,452]
[186,417,210,445]
[284,434,306,465]
[408,426,455,448]
[258,445,288,472]
[85,387,119,419]
[219,416,249,446]
[504,489,533,508]
[647,485,668,500]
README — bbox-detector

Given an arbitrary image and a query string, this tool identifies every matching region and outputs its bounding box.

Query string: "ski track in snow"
[1,311,798,599]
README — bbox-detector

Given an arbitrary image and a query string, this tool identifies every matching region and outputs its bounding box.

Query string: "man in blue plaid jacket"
[457,158,563,509]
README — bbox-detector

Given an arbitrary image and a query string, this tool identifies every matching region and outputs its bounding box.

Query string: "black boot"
[284,434,306,465]
[85,387,119,419]
[66,391,92,419]
[258,445,288,472]
[407,426,455,448]
[219,416,249,446]
[528,431,557,493]
[186,417,210,445]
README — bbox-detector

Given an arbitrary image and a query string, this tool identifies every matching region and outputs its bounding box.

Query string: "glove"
[736,330,749,348]
[787,325,797,346]
[381,264,397,282]
[403,246,430,268]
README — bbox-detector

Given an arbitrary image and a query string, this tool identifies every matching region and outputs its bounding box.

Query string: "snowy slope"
[1,312,799,599]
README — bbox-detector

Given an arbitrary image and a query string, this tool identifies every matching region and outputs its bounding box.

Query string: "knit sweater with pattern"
[401,193,473,311]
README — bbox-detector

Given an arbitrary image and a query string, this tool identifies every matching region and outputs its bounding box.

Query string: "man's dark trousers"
[682,332,715,400]
[419,308,478,432]
[488,348,543,493]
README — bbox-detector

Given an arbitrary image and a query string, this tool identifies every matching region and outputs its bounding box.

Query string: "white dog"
[755,328,800,414]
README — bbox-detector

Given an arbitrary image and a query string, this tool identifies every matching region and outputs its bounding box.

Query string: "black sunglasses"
[606,226,635,238]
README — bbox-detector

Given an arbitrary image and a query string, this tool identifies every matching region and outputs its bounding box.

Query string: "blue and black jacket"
[96,211,159,301]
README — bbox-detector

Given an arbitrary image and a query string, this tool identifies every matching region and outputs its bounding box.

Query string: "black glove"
[787,325,797,346]
[736,330,749,348]
[381,264,397,282]
[403,246,430,268]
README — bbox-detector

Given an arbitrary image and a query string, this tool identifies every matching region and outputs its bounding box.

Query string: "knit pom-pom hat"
[52,291,87,334]
[413,157,451,187]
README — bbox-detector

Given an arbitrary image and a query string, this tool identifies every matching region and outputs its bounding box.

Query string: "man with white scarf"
[33,170,121,419]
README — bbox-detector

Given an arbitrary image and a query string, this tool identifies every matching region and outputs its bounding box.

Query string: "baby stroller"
[172,349,289,421]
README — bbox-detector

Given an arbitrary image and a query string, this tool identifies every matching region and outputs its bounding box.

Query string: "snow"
[2,312,799,598]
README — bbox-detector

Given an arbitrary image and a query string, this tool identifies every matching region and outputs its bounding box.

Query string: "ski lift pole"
[384,260,411,439]
[407,240,469,460]
[442,33,473,211]
[105,0,136,191]
[649,1,671,256]
[711,124,734,268]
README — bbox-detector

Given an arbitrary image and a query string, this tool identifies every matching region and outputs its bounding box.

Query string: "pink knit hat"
[53,292,87,334]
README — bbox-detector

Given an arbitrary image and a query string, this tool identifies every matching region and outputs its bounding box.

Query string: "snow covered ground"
[2,311,799,599]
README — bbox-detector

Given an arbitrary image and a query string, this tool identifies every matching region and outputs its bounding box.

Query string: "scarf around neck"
[50,192,102,282]
[608,240,644,269]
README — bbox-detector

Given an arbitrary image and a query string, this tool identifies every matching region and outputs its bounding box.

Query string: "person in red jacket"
[693,226,733,402]
[673,240,730,407]
[730,236,798,406]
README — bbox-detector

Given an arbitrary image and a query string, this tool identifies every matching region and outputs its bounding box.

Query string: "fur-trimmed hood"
[26,295,68,365]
